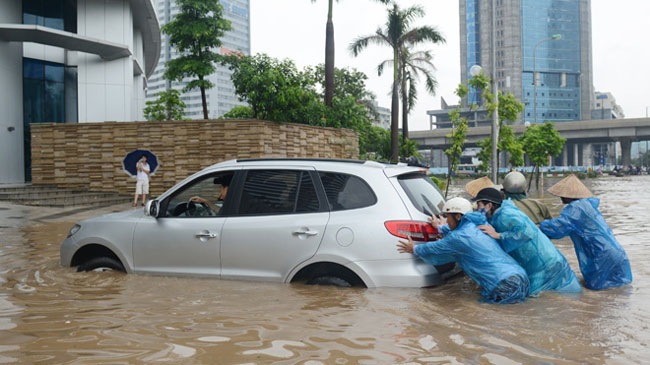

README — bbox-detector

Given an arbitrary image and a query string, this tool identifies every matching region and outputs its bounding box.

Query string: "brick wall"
[30,119,359,196]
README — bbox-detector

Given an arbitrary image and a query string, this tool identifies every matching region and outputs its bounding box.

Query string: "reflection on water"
[1,176,649,364]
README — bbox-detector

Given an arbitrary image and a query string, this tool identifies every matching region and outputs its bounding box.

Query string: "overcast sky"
[249,0,650,131]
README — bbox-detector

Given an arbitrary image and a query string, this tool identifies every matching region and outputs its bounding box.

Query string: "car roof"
[202,158,427,177]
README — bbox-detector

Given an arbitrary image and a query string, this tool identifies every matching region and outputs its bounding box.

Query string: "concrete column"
[573,144,579,166]
[582,143,593,166]
[620,138,632,166]
[562,146,568,166]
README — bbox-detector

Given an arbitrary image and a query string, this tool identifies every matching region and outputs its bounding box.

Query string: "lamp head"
[469,65,482,77]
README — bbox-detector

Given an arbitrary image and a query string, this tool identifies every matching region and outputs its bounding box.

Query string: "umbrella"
[122,149,159,177]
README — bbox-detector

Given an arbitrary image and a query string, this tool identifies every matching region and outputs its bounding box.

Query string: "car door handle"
[292,229,318,236]
[195,231,218,239]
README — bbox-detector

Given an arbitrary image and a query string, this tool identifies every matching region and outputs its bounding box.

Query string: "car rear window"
[398,173,445,216]
[318,172,377,211]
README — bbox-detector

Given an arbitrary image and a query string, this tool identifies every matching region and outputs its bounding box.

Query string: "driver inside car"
[189,174,232,214]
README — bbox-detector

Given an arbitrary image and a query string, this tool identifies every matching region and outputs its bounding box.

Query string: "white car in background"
[61,158,456,288]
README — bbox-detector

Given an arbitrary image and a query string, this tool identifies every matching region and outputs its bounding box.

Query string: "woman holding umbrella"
[132,154,150,207]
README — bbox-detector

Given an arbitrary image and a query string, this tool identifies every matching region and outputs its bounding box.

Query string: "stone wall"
[30,119,359,197]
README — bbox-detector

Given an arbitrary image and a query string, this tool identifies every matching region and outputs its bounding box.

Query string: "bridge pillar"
[582,143,594,166]
[620,138,632,166]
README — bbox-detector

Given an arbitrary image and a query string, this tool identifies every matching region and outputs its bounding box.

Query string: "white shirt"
[136,162,150,182]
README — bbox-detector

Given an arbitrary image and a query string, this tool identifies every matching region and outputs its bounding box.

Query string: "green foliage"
[221,105,254,119]
[143,89,186,121]
[305,65,376,104]
[443,92,469,197]
[361,126,391,160]
[223,53,386,157]
[222,53,323,124]
[476,137,491,173]
[431,176,446,191]
[467,71,525,172]
[161,0,232,119]
[520,122,565,166]
[520,122,566,188]
[499,125,524,167]
[360,126,420,162]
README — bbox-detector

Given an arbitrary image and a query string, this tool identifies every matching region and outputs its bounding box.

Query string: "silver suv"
[61,158,454,288]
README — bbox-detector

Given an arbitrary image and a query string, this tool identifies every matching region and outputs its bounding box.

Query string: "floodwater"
[1,176,649,364]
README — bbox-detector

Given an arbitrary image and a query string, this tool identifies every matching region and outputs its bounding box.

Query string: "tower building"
[147,0,250,119]
[460,0,594,124]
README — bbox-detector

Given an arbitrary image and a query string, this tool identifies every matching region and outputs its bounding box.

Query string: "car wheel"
[306,276,352,287]
[77,257,126,273]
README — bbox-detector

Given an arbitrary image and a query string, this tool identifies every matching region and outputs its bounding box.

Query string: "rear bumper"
[353,258,445,288]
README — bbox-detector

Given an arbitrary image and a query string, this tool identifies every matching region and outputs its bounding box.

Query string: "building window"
[23,0,77,33]
[23,58,77,181]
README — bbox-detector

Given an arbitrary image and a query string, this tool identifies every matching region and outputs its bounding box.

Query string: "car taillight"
[384,221,440,242]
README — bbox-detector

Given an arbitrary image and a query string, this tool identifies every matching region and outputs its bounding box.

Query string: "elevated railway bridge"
[410,118,650,168]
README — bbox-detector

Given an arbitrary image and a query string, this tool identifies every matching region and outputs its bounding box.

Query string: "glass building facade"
[521,0,581,122]
[22,0,78,180]
[465,0,481,105]
[460,0,593,124]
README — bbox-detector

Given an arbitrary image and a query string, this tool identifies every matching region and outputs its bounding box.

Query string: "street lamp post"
[533,34,561,123]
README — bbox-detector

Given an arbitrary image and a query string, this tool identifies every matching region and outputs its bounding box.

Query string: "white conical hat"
[547,174,593,199]
[465,176,495,198]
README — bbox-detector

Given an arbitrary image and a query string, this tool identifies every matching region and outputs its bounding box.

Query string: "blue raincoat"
[490,199,582,295]
[539,198,632,290]
[414,212,530,304]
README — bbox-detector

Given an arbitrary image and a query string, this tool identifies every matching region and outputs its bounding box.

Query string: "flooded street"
[1,175,649,364]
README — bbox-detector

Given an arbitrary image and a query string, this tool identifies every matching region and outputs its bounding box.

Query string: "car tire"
[306,276,352,287]
[77,257,125,273]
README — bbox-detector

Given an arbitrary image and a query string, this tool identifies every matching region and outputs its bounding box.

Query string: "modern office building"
[458,0,594,125]
[425,0,602,168]
[0,0,160,184]
[147,0,250,119]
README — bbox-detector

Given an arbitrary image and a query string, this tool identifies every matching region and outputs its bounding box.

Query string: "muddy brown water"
[1,176,649,364]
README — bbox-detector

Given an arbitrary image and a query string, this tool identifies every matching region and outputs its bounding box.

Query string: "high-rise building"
[147,0,250,119]
[459,0,594,124]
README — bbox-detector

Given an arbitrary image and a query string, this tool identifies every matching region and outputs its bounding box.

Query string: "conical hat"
[465,176,495,198]
[547,174,593,199]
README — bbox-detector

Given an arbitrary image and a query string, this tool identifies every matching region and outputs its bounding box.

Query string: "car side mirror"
[145,200,160,218]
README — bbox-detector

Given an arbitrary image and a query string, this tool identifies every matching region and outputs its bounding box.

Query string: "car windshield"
[397,173,445,216]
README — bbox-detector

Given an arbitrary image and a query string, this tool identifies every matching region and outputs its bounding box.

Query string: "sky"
[248,0,650,132]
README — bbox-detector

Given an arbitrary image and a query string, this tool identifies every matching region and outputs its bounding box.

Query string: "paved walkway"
[0,201,136,230]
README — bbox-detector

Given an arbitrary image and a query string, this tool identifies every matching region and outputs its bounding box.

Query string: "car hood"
[79,208,146,225]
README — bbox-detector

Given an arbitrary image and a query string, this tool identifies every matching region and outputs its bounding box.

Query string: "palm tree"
[350,3,444,162]
[379,49,441,141]
[310,0,389,108]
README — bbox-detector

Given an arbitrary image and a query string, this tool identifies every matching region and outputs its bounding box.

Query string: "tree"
[443,84,470,198]
[350,3,444,162]
[143,89,186,121]
[222,53,324,124]
[520,122,566,189]
[310,0,390,108]
[224,54,401,158]
[161,0,231,119]
[468,73,525,174]
[379,49,441,141]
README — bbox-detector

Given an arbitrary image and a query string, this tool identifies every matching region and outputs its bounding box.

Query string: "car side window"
[318,172,377,211]
[238,170,319,215]
[163,172,232,218]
